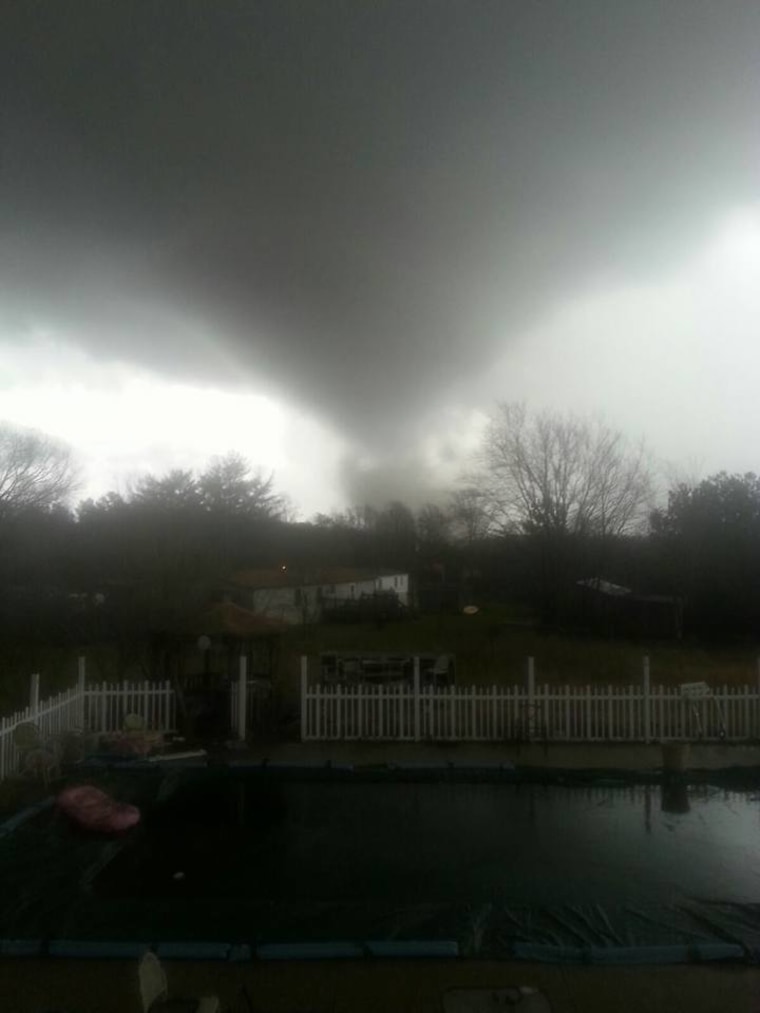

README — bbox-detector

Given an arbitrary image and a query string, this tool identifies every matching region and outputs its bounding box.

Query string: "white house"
[225,568,410,625]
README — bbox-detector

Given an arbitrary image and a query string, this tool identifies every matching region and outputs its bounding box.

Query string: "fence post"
[237,655,247,742]
[300,655,308,741]
[77,656,86,730]
[413,656,421,742]
[526,657,535,742]
[643,655,651,744]
[76,656,86,729]
[29,673,40,722]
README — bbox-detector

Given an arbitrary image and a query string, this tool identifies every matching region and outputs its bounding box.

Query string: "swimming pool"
[3,765,760,963]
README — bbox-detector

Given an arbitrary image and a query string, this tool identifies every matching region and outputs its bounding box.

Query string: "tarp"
[4,765,760,964]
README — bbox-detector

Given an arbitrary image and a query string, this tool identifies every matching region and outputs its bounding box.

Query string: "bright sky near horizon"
[3,204,760,516]
[2,3,760,516]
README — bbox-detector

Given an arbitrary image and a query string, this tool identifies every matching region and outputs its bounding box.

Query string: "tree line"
[2,409,760,644]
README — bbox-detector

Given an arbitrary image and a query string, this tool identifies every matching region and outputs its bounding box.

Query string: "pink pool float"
[57,785,140,834]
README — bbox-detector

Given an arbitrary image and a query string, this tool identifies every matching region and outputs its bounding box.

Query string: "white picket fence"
[0,660,178,782]
[0,684,85,783]
[300,657,760,743]
[0,658,273,782]
[82,680,176,735]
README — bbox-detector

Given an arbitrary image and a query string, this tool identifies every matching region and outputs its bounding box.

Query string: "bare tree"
[448,486,491,545]
[479,403,652,538]
[317,505,379,531]
[476,403,652,625]
[0,423,78,520]
[417,502,451,549]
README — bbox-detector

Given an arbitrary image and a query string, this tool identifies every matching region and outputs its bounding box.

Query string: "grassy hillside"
[275,608,760,705]
[2,609,760,718]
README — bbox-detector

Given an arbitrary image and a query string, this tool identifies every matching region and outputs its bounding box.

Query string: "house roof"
[629,593,681,605]
[576,578,632,597]
[577,579,680,606]
[228,567,404,589]
[192,601,290,637]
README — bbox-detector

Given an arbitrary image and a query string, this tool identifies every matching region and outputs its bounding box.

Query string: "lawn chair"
[12,722,60,785]
[138,951,220,1012]
[431,654,453,686]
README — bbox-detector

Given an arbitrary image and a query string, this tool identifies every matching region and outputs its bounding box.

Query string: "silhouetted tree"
[319,505,379,532]
[650,472,760,636]
[477,403,653,624]
[198,453,289,519]
[131,469,200,511]
[416,503,450,551]
[448,487,490,545]
[0,423,78,520]
[77,491,127,520]
[480,403,652,538]
[373,501,417,567]
[312,501,419,569]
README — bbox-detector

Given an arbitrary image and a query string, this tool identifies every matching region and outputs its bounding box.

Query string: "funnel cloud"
[2,2,760,505]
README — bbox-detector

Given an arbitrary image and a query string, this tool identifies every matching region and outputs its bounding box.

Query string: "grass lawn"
[2,609,760,720]
[275,609,760,705]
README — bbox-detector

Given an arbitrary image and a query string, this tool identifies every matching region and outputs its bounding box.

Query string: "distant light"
[463,605,479,615]
[281,564,287,571]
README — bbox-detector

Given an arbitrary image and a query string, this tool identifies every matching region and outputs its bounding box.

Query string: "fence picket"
[293,677,760,745]
[0,670,178,782]
[5,665,760,780]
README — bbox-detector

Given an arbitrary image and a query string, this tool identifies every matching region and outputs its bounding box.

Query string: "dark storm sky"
[2,1,759,462]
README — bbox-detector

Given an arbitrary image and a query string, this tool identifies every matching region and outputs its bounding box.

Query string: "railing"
[82,680,176,734]
[0,685,85,782]
[300,656,760,743]
[0,657,272,783]
[0,659,178,782]
[0,675,178,782]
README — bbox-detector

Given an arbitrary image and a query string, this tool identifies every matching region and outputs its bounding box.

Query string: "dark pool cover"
[3,769,760,964]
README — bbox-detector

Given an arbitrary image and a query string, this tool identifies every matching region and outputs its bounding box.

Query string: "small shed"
[576,578,682,640]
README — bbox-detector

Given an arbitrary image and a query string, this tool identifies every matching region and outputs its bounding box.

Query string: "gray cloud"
[339,454,451,512]
[2,1,759,489]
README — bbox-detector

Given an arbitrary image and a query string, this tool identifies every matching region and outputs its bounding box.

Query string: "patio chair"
[138,951,220,1012]
[431,654,452,686]
[12,722,60,784]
